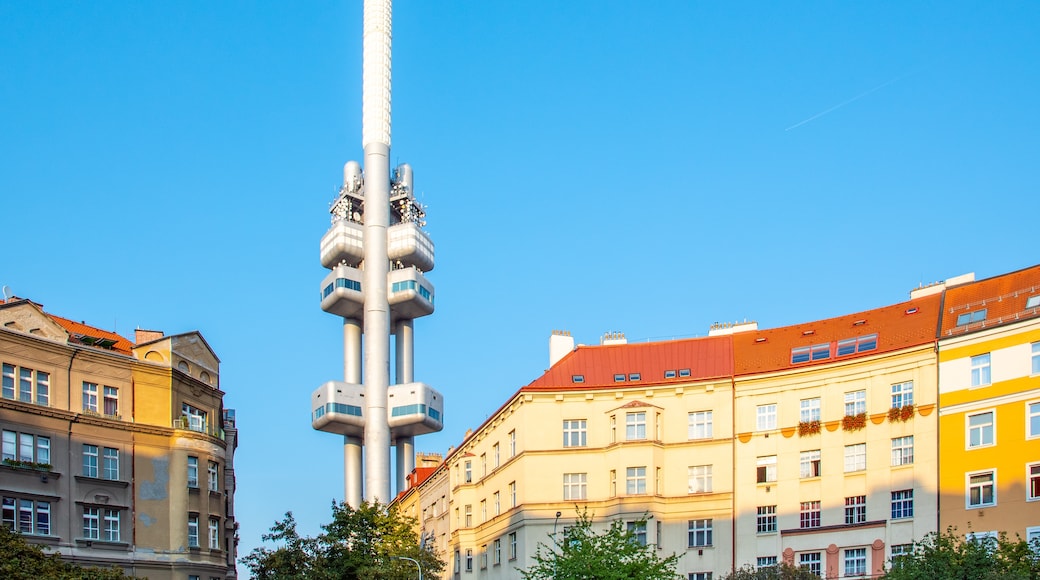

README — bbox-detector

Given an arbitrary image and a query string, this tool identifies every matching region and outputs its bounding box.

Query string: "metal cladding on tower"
[312,0,443,507]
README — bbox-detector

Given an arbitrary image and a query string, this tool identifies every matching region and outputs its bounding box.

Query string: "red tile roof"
[524,335,733,391]
[46,313,136,355]
[733,293,942,376]
[940,264,1040,337]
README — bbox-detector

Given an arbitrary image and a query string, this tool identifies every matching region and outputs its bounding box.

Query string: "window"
[480,545,488,569]
[800,398,821,423]
[83,444,99,477]
[614,373,626,382]
[844,390,866,416]
[83,507,100,539]
[465,548,473,572]
[2,430,49,465]
[454,550,460,574]
[1,364,11,399]
[103,386,118,416]
[967,471,996,507]
[103,447,119,480]
[837,334,878,356]
[757,556,778,569]
[665,370,677,378]
[464,460,472,483]
[564,473,587,500]
[2,497,50,535]
[188,456,199,488]
[688,465,712,493]
[508,531,517,560]
[799,552,821,576]
[756,456,777,483]
[757,404,777,430]
[957,309,987,326]
[891,489,914,519]
[610,469,617,495]
[493,491,500,515]
[182,403,208,432]
[968,411,995,448]
[626,467,647,494]
[845,495,866,524]
[208,461,219,491]
[103,509,120,542]
[1028,401,1040,438]
[791,343,830,363]
[689,574,712,580]
[83,381,98,412]
[209,518,220,549]
[891,381,913,408]
[188,514,199,547]
[688,519,713,547]
[509,481,516,507]
[800,450,821,479]
[627,521,647,546]
[493,538,502,565]
[629,373,641,381]
[492,443,500,467]
[688,411,713,440]
[799,501,821,529]
[971,354,992,387]
[572,374,584,383]
[844,443,866,472]
[464,504,472,527]
[679,368,691,377]
[2,364,49,405]
[756,506,777,533]
[844,548,867,577]
[1029,464,1040,501]
[1033,343,1040,375]
[508,430,516,457]
[1028,295,1040,309]
[626,412,646,440]
[480,453,486,478]
[892,436,914,466]
[891,544,914,560]
[563,420,587,447]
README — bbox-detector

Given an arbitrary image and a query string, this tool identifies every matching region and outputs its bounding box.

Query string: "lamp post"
[394,556,423,580]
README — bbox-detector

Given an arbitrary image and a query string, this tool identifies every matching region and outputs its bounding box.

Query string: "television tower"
[312,0,443,506]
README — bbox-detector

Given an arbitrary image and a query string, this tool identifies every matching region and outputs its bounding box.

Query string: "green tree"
[242,500,444,580]
[0,525,136,579]
[519,509,681,580]
[883,527,1040,580]
[719,563,820,580]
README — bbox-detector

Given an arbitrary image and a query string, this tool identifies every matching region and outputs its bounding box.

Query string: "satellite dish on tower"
[2,285,12,302]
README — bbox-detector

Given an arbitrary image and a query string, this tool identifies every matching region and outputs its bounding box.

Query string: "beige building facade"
[0,297,238,580]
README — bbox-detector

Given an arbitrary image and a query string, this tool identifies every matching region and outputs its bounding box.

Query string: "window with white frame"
[209,517,220,549]
[83,507,100,539]
[757,404,777,431]
[1027,526,1040,551]
[492,442,500,467]
[688,411,713,439]
[102,447,119,480]
[464,504,472,527]
[688,519,713,547]
[103,509,120,542]
[182,403,208,432]
[2,497,50,535]
[188,456,199,488]
[493,538,501,565]
[1028,463,1040,501]
[464,460,472,483]
[626,467,647,494]
[453,550,460,574]
[890,544,914,560]
[688,465,712,493]
[1032,343,1040,375]
[968,411,995,448]
[464,548,473,572]
[480,453,486,478]
[493,491,500,515]
[799,501,821,529]
[83,381,99,412]
[891,489,914,519]
[508,429,516,457]
[563,473,587,500]
[1,364,49,405]
[799,552,821,576]
[208,461,219,491]
[509,481,516,507]
[844,495,866,524]
[757,456,777,483]
[563,419,587,447]
[844,443,866,472]
[845,390,866,416]
[626,412,646,440]
[689,573,712,580]
[1028,402,1040,439]
[188,514,199,547]
[627,521,647,546]
[967,471,996,507]
[2,430,49,465]
[756,506,777,533]
[844,548,867,577]
[480,544,488,569]
[508,531,517,560]
[757,556,778,570]
[891,381,913,408]
[892,436,914,466]
[83,444,99,477]
[103,386,118,416]
[800,398,821,423]
[971,353,992,387]
[800,450,821,478]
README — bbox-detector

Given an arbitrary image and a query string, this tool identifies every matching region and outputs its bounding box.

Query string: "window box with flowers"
[842,413,867,431]
[887,404,915,422]
[798,420,821,437]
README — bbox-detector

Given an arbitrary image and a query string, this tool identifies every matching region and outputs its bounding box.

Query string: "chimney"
[135,329,164,344]
[549,330,575,367]
[600,331,627,346]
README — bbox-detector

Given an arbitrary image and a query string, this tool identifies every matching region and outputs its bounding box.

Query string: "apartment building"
[936,265,1040,542]
[0,296,238,580]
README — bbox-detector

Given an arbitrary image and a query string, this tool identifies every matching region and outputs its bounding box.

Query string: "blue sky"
[2,0,1038,573]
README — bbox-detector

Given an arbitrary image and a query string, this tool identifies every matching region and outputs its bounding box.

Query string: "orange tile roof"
[733,293,942,376]
[47,314,136,355]
[407,466,438,490]
[524,335,733,391]
[940,264,1040,337]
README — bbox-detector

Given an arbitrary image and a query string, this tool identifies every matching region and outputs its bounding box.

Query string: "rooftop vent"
[601,331,627,346]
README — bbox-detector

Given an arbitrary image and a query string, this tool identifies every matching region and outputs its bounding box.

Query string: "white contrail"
[785,74,910,131]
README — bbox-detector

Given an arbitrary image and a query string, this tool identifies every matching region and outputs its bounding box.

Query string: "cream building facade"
[0,297,239,580]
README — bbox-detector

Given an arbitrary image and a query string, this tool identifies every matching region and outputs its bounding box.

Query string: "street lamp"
[394,556,423,580]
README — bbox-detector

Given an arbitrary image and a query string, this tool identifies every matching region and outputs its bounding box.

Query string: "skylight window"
[791,346,811,364]
[837,334,878,356]
[571,375,584,383]
[664,370,677,379]
[810,343,830,361]
[614,374,626,383]
[1027,295,1040,309]
[628,373,641,381]
[956,309,987,326]
[679,369,691,377]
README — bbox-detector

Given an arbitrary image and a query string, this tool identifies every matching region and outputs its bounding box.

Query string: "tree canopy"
[0,525,135,579]
[241,500,443,580]
[719,563,821,580]
[519,509,681,580]
[883,527,1040,580]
